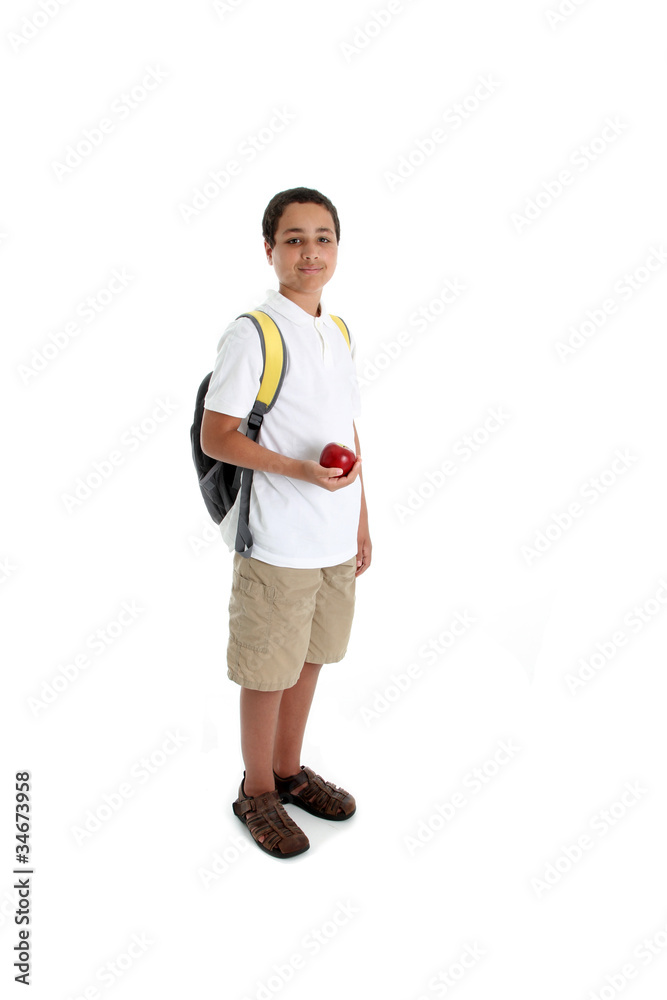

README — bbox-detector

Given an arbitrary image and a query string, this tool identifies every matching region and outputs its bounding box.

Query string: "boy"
[200,187,371,858]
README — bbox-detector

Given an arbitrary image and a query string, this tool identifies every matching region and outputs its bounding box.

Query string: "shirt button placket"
[315,318,327,362]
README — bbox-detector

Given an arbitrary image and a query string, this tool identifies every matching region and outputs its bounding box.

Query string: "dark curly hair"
[262,187,340,249]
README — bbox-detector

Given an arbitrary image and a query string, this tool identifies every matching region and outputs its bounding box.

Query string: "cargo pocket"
[228,567,276,653]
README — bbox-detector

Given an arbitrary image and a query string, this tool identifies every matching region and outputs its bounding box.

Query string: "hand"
[300,456,362,491]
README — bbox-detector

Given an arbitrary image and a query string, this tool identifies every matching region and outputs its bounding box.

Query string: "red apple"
[319,441,356,478]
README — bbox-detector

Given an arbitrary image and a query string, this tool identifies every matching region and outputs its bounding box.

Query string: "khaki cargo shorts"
[227,552,357,691]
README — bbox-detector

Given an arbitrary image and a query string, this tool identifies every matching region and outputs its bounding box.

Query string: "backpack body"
[190,309,351,558]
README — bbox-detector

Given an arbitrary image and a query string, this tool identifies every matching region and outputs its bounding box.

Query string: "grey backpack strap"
[235,404,266,558]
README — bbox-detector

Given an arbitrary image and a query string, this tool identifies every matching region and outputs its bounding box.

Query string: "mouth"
[299,267,322,273]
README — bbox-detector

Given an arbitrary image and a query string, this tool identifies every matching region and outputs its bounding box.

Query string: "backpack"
[191,308,352,558]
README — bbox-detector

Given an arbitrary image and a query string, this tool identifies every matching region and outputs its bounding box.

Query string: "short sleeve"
[203,317,264,418]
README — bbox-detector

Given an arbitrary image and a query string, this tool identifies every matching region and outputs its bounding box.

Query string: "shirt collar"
[262,288,337,330]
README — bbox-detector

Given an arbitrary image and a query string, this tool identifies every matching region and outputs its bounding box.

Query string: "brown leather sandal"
[232,774,310,858]
[273,765,356,821]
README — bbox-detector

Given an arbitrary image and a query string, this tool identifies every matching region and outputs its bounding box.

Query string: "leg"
[231,557,316,800]
[273,661,323,791]
[240,686,283,797]
[237,685,310,854]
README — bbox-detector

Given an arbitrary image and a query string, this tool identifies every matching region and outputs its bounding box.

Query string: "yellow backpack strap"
[233,309,287,560]
[237,310,287,412]
[330,314,351,351]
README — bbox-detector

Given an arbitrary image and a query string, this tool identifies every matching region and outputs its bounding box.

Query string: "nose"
[301,241,320,260]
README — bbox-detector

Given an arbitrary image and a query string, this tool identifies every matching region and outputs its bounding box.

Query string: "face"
[265,201,338,298]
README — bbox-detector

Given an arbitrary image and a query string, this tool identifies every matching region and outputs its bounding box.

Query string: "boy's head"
[262,187,340,249]
[262,187,340,306]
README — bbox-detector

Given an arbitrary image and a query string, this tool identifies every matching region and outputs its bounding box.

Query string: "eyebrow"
[280,227,335,235]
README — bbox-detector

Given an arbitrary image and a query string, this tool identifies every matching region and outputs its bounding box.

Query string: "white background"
[2,1,667,998]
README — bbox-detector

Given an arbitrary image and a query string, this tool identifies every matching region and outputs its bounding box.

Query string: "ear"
[263,239,273,264]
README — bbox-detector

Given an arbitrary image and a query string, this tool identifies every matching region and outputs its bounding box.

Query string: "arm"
[353,421,372,575]
[201,409,363,492]
[201,409,301,477]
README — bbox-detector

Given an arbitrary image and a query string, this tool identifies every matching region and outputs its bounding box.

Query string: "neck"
[278,284,322,318]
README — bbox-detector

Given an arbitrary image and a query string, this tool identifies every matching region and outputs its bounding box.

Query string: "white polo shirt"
[203,288,362,568]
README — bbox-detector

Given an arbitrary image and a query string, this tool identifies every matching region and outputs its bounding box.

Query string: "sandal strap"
[239,789,305,851]
[286,766,349,814]
[236,789,278,817]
